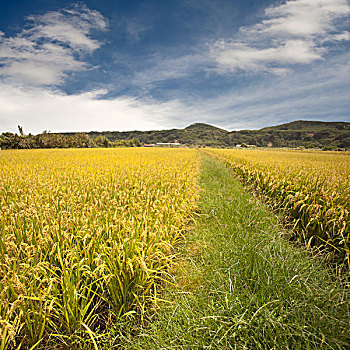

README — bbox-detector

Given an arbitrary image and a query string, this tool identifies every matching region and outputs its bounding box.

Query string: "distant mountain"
[184,122,227,132]
[261,120,350,132]
[60,120,350,149]
[61,122,230,147]
[225,120,350,149]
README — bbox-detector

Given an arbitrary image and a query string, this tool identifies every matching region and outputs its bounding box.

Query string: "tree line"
[0,126,141,149]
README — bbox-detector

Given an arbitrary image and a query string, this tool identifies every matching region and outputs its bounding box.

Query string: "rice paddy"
[1,147,349,349]
[205,148,350,272]
[0,148,200,348]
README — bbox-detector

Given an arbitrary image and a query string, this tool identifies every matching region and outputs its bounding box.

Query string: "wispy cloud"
[122,18,149,42]
[132,53,211,86]
[210,0,350,74]
[0,3,107,86]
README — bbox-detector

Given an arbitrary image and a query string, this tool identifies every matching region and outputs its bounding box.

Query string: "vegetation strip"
[205,148,350,273]
[122,153,349,349]
[2,121,350,150]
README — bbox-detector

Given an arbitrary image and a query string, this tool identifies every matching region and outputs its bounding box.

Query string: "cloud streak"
[0,4,107,86]
[210,0,350,74]
[132,53,211,86]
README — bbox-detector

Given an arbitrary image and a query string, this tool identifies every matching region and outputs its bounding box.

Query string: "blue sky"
[0,0,349,133]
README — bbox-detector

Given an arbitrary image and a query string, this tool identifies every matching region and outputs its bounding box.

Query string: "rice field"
[205,148,350,272]
[0,148,200,349]
[1,147,349,349]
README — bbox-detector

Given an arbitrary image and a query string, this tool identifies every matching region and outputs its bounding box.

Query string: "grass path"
[116,153,349,349]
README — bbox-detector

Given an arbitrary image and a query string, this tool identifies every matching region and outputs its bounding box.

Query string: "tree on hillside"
[18,125,24,136]
[95,135,111,147]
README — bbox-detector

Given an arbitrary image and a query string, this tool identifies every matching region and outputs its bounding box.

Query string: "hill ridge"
[55,120,350,149]
[2,120,349,149]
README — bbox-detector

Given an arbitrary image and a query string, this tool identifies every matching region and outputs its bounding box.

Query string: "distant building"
[156,142,181,147]
[236,144,241,148]
[143,144,156,147]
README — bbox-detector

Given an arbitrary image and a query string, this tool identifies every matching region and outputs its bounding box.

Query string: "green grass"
[110,152,350,349]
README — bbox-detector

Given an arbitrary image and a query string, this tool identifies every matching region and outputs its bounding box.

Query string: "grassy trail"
[118,153,349,349]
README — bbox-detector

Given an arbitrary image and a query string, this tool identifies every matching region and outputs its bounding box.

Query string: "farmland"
[0,147,349,349]
[0,148,200,348]
[205,148,350,272]
[120,153,350,349]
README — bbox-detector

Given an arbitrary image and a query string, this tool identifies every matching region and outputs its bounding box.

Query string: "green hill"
[77,120,349,148]
[2,120,349,149]
[81,122,230,147]
[261,120,350,132]
[241,120,350,148]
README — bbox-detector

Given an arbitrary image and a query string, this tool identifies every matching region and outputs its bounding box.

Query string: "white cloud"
[324,31,350,42]
[248,0,350,37]
[0,4,107,86]
[210,0,350,74]
[0,53,348,134]
[0,84,180,133]
[211,39,323,74]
